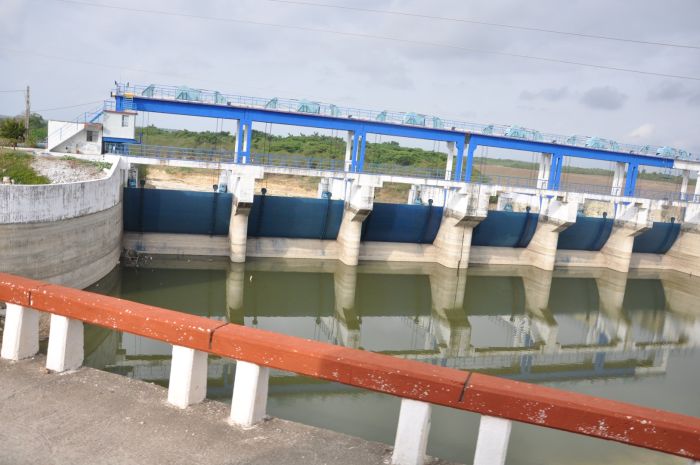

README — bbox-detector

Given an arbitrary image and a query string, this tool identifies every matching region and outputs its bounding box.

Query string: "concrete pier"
[337,178,376,266]
[432,187,488,269]
[228,170,260,263]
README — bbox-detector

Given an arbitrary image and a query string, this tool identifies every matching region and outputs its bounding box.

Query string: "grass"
[0,150,50,184]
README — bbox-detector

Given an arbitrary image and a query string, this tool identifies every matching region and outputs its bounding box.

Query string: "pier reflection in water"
[85,258,700,465]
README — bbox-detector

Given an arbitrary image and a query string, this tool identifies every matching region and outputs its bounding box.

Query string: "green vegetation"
[0,113,47,148]
[139,126,451,171]
[27,113,48,146]
[0,151,50,184]
[0,118,26,148]
[61,155,112,171]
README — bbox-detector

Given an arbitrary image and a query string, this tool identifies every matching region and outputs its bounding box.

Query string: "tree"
[0,118,26,149]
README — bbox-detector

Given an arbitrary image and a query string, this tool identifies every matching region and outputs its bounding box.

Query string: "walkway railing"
[107,144,700,203]
[115,82,695,161]
[1,272,699,465]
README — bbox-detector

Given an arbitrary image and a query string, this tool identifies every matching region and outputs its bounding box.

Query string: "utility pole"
[24,85,30,134]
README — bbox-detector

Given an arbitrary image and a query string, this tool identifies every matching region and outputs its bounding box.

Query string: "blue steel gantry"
[113,83,684,197]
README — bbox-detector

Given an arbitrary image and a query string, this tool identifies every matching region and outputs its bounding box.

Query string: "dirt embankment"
[141,164,682,203]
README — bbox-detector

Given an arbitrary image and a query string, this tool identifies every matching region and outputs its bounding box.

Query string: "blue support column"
[244,120,253,164]
[235,120,245,164]
[357,131,367,172]
[464,139,477,182]
[115,97,124,112]
[452,139,465,181]
[350,132,360,172]
[548,153,563,190]
[624,162,639,197]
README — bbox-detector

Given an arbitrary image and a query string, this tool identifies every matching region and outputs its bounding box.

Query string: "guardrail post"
[0,304,39,361]
[473,415,512,465]
[392,398,432,465]
[167,345,208,408]
[229,361,269,428]
[46,315,83,372]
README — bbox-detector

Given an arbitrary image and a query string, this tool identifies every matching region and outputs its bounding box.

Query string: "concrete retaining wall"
[0,156,124,289]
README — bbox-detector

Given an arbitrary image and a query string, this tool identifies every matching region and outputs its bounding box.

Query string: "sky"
[1,0,699,158]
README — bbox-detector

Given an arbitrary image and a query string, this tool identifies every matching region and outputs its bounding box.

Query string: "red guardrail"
[1,271,699,460]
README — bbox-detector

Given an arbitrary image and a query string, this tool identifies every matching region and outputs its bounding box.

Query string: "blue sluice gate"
[557,215,614,251]
[123,187,232,235]
[361,202,443,244]
[247,195,344,240]
[471,211,539,247]
[632,222,680,254]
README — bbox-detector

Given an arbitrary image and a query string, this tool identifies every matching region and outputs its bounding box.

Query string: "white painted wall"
[0,155,123,224]
[103,111,136,140]
[48,120,102,155]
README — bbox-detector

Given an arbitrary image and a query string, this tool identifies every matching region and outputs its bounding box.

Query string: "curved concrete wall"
[0,155,124,289]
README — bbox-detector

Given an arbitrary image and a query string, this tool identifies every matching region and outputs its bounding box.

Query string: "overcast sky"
[1,0,699,155]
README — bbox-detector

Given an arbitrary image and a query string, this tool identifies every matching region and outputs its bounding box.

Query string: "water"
[84,257,700,464]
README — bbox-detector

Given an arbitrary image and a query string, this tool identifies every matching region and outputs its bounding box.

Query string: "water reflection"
[84,258,700,464]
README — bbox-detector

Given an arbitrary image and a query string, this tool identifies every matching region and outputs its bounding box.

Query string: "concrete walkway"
[0,356,453,465]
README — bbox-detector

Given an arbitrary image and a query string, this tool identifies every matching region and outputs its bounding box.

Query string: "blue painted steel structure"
[462,134,674,195]
[557,215,615,251]
[471,211,539,247]
[360,203,443,244]
[632,222,681,254]
[247,195,344,240]
[123,188,232,236]
[114,85,681,196]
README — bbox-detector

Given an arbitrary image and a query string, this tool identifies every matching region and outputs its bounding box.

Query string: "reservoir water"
[84,257,700,464]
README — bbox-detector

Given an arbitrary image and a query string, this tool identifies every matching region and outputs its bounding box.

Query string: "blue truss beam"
[117,96,675,194]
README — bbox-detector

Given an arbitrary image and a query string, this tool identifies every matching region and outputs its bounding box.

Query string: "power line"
[0,89,25,93]
[264,0,700,51]
[42,0,700,82]
[34,100,104,112]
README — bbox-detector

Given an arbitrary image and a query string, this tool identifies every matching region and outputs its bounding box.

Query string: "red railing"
[1,271,699,463]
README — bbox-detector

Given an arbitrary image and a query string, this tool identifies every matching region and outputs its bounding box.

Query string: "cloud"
[628,123,654,139]
[580,86,628,110]
[648,82,692,101]
[520,87,568,102]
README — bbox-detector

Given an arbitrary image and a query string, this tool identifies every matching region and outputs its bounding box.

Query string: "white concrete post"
[611,162,626,196]
[46,315,83,372]
[229,360,270,427]
[392,399,432,465]
[344,131,354,171]
[445,141,456,181]
[537,153,552,189]
[694,173,700,201]
[473,415,512,465]
[0,304,40,361]
[233,120,241,163]
[681,170,690,200]
[167,345,208,408]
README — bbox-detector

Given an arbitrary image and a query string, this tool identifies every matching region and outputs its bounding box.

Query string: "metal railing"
[107,144,700,202]
[1,272,699,465]
[114,82,696,161]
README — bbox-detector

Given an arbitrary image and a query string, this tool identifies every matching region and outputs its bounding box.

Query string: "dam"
[2,81,700,465]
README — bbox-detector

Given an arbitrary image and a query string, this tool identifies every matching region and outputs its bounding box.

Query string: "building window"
[86,130,96,142]
[122,115,129,127]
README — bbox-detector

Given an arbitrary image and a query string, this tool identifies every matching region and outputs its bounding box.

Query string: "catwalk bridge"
[105,83,698,200]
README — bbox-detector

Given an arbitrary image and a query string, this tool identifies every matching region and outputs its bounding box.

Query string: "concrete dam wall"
[120,186,688,273]
[0,156,124,289]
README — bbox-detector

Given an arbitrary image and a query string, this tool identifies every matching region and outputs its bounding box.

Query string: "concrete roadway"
[0,356,454,465]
